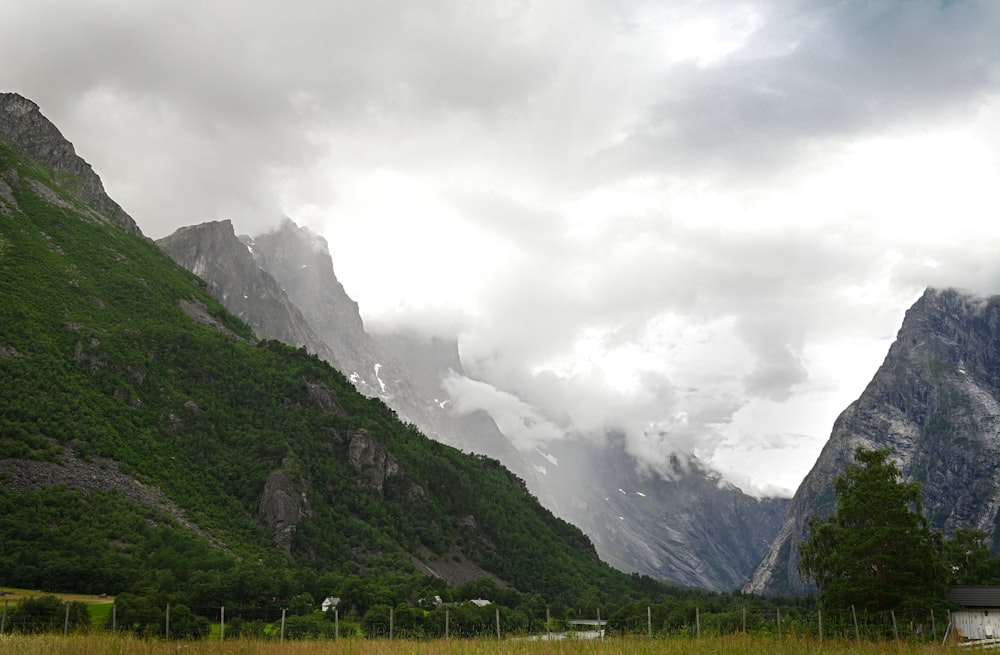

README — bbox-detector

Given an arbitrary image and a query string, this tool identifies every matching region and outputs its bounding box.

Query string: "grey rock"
[746,287,1000,595]
[258,458,312,553]
[348,430,400,494]
[0,93,142,236]
[158,220,333,357]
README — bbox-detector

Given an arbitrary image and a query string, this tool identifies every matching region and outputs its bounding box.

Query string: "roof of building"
[949,586,1000,608]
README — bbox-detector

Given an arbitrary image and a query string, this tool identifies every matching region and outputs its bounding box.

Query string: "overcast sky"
[5,0,1000,496]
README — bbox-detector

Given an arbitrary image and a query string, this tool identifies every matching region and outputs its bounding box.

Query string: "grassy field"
[0,587,115,604]
[0,634,958,655]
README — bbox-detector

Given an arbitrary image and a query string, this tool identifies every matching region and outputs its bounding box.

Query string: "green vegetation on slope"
[0,141,650,613]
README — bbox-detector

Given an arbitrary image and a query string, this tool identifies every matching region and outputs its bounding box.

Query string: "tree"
[798,446,945,613]
[944,528,1000,585]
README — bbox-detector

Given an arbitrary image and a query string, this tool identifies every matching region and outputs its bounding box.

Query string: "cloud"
[442,373,566,450]
[5,0,1000,494]
[591,0,1000,185]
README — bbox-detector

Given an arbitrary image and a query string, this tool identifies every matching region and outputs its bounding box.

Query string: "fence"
[0,597,961,644]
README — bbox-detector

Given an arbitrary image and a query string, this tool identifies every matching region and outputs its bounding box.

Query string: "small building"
[947,586,1000,642]
[566,619,607,639]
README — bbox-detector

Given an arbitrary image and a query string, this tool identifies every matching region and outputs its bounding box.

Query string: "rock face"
[746,288,1000,596]
[522,433,788,589]
[347,430,400,494]
[157,220,334,359]
[0,93,142,237]
[258,458,312,553]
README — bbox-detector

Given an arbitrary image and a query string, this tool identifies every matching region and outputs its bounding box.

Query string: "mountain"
[158,219,532,475]
[160,219,788,591]
[746,287,1000,596]
[0,91,646,606]
[524,436,788,589]
[156,220,337,362]
[0,94,140,237]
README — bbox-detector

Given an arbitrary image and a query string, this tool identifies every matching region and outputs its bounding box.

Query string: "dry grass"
[0,633,958,655]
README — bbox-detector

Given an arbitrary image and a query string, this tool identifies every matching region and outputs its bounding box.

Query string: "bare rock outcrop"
[258,458,312,553]
[348,430,400,494]
[0,93,142,237]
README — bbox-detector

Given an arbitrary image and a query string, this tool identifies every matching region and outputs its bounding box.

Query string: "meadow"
[0,633,958,655]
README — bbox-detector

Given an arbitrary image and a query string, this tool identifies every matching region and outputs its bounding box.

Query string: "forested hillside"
[0,97,656,616]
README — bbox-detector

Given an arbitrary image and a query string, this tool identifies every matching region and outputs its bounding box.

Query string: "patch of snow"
[533,464,547,475]
[535,449,559,466]
[301,264,309,269]
[618,488,626,495]
[349,372,360,384]
[636,491,646,497]
[618,516,624,520]
[243,295,248,299]
[373,363,387,393]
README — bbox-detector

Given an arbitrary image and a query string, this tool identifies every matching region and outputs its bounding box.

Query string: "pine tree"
[798,446,946,613]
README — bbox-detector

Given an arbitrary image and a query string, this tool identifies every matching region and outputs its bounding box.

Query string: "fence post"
[496,608,501,641]
[64,602,70,635]
[696,606,700,638]
[446,609,449,639]
[112,602,116,634]
[280,608,286,642]
[851,605,859,640]
[648,605,652,638]
[777,607,781,639]
[742,606,746,634]
[546,608,550,640]
[220,606,225,641]
[818,608,822,645]
[891,610,898,641]
[931,608,936,641]
[1,599,6,634]
[335,607,339,639]
[390,607,394,640]
[165,602,170,640]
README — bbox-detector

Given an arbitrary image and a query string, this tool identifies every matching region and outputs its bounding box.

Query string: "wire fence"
[0,597,962,644]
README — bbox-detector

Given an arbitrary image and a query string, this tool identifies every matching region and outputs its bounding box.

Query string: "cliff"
[746,288,1000,595]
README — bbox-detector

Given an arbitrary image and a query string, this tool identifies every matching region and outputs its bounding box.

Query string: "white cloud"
[4,0,1000,495]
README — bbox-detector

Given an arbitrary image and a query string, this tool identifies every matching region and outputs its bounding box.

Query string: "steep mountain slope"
[156,220,338,363]
[519,435,788,589]
[0,92,641,604]
[0,93,140,237]
[746,288,1000,596]
[161,219,788,590]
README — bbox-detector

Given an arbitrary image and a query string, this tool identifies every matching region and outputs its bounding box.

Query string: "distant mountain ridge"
[160,217,789,590]
[746,288,1000,596]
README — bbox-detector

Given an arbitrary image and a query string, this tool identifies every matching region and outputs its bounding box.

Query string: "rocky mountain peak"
[157,220,337,361]
[250,219,366,339]
[0,92,141,236]
[745,286,1000,596]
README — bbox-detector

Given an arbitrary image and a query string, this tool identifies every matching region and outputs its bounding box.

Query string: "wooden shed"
[947,586,1000,643]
